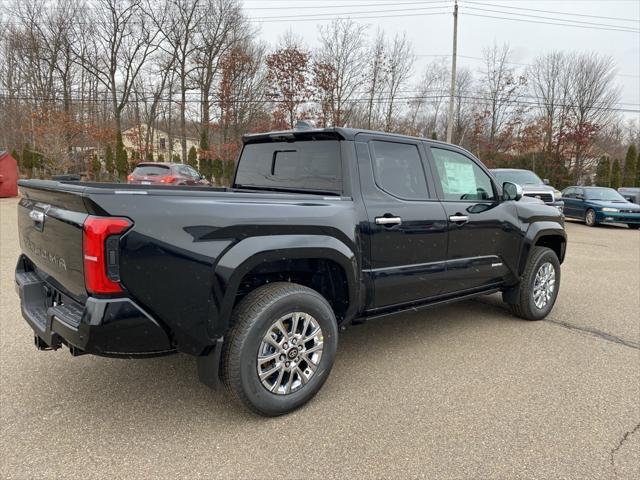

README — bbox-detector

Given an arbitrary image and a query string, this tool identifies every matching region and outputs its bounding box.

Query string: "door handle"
[449,214,469,224]
[375,216,402,226]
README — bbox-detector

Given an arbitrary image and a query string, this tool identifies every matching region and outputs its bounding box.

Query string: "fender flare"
[209,235,360,337]
[518,222,567,275]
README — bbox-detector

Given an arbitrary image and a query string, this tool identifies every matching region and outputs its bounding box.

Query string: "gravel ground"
[1,197,638,479]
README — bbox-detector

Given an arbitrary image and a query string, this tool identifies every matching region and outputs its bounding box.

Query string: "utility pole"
[446,0,458,144]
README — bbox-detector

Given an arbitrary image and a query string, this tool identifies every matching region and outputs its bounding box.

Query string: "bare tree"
[194,0,247,153]
[363,29,386,130]
[315,19,367,127]
[478,42,527,153]
[75,0,160,142]
[384,33,414,131]
[565,52,620,182]
[153,0,205,163]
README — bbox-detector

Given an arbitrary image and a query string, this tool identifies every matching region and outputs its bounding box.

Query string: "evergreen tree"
[21,144,32,171]
[91,154,102,180]
[636,151,640,187]
[11,148,20,167]
[157,154,165,162]
[431,132,438,140]
[146,151,154,161]
[172,153,181,163]
[105,145,115,176]
[187,145,198,168]
[622,144,637,187]
[222,159,235,185]
[594,155,610,187]
[115,132,129,180]
[610,158,622,190]
[200,158,212,181]
[212,158,223,185]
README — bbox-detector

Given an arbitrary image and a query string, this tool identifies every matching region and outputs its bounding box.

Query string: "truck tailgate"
[17,183,89,302]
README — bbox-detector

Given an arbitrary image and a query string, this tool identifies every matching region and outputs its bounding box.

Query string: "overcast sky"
[241,0,640,120]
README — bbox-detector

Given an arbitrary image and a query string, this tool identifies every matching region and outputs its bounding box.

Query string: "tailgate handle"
[29,210,45,230]
[29,210,45,223]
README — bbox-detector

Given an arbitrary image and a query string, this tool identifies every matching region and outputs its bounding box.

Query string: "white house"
[123,124,199,162]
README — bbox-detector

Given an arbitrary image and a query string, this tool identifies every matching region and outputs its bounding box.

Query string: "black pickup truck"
[15,126,566,416]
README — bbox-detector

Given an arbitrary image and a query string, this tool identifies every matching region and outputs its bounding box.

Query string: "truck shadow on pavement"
[35,296,519,422]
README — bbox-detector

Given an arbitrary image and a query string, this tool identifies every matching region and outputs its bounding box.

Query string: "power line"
[2,92,637,113]
[465,0,640,23]
[463,5,639,32]
[463,11,639,34]
[413,53,640,79]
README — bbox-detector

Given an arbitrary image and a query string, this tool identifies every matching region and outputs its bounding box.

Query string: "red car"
[128,162,211,186]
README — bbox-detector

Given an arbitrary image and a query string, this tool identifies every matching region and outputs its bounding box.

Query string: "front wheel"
[627,224,640,230]
[585,208,598,227]
[507,246,561,321]
[221,282,338,416]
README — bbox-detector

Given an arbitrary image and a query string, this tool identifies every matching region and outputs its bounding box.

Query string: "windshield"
[235,140,342,194]
[493,170,543,186]
[133,165,170,176]
[584,188,627,201]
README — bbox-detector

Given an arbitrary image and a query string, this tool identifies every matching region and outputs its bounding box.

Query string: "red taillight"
[127,174,134,182]
[160,175,176,184]
[83,216,132,295]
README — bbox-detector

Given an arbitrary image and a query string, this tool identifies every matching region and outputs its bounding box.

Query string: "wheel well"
[234,258,350,323]
[535,235,566,263]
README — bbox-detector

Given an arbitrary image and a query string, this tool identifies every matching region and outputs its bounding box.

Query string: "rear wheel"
[627,224,640,230]
[508,247,560,321]
[221,282,338,416]
[585,208,598,227]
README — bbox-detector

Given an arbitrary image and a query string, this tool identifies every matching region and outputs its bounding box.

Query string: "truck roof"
[242,126,453,146]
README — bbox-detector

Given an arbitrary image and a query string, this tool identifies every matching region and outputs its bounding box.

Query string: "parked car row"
[561,186,640,229]
[490,169,564,213]
[489,168,640,230]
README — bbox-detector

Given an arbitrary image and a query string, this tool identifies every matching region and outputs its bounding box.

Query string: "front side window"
[370,140,429,200]
[431,148,496,201]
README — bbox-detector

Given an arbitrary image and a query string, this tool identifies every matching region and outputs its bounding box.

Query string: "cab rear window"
[234,140,342,194]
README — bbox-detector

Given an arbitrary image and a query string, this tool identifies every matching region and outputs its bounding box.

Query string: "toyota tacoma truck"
[15,126,566,416]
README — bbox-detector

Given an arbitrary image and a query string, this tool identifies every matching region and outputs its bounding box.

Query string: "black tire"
[627,224,640,230]
[508,246,561,321]
[220,282,338,416]
[585,208,598,227]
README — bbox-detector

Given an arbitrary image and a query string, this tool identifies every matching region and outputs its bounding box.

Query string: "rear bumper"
[15,256,174,358]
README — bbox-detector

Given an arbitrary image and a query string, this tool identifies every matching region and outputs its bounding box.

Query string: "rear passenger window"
[370,141,428,200]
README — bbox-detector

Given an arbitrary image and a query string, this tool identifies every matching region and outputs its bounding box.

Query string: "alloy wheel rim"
[533,262,556,309]
[257,312,324,395]
[587,211,595,225]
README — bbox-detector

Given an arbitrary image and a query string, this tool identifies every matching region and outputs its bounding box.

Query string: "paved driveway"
[1,197,638,479]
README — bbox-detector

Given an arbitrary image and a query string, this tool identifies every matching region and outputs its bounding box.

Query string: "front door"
[427,146,520,294]
[356,137,448,309]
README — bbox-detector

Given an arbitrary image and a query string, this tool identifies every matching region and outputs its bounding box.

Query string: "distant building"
[0,150,19,197]
[123,125,199,162]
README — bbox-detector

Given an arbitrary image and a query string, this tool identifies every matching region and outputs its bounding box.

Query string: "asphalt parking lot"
[1,196,638,479]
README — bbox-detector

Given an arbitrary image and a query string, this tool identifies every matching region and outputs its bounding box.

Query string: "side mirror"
[503,181,523,201]
[543,178,550,185]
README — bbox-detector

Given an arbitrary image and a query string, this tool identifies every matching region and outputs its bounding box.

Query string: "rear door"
[427,145,520,294]
[356,135,448,309]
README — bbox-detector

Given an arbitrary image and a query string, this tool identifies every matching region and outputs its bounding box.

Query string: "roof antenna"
[294,120,314,130]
